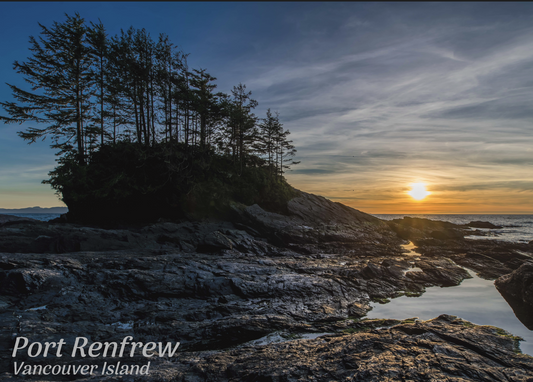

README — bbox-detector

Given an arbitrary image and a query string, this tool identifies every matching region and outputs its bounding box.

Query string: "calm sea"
[2,213,62,222]
[373,214,533,244]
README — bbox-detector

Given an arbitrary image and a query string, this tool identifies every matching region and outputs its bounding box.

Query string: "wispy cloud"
[1,2,532,211]
[228,4,533,212]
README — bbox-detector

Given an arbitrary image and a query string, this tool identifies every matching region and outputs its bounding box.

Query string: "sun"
[408,183,431,200]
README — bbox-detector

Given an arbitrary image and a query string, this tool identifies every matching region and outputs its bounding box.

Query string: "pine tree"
[190,68,218,147]
[256,109,283,176]
[280,137,299,176]
[227,83,258,169]
[0,13,94,165]
[87,20,108,147]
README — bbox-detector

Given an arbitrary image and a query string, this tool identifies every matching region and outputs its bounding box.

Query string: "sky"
[0,2,532,214]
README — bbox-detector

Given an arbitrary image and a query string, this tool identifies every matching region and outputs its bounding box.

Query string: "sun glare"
[408,183,431,200]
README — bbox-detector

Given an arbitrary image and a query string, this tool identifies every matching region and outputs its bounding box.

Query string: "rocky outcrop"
[388,216,466,242]
[232,192,401,255]
[495,263,533,329]
[468,221,503,229]
[1,195,532,379]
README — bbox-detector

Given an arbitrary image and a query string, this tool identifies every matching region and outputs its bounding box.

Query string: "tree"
[154,34,175,141]
[190,68,218,147]
[279,135,299,176]
[225,83,258,169]
[0,13,94,165]
[256,108,281,175]
[87,19,108,148]
[1,13,300,221]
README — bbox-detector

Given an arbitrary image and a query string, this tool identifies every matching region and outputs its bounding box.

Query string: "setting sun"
[408,183,431,200]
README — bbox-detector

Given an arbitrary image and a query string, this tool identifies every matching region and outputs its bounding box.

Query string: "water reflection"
[366,268,533,355]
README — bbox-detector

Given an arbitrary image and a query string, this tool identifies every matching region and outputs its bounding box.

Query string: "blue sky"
[1,2,533,213]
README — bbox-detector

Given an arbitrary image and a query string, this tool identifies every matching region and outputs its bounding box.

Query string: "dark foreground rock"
[0,193,532,380]
[4,316,532,381]
[140,315,532,382]
[496,263,533,330]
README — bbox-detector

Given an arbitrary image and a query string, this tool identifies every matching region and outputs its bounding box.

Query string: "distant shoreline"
[0,207,68,214]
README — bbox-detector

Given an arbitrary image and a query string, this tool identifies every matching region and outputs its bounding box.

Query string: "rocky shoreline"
[1,192,532,380]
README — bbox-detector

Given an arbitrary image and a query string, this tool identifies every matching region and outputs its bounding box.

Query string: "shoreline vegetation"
[0,13,299,224]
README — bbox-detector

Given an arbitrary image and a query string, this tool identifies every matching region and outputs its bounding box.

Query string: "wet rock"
[1,193,532,379]
[406,258,472,287]
[231,191,401,250]
[495,262,533,329]
[388,217,466,242]
[121,315,533,382]
[468,221,503,229]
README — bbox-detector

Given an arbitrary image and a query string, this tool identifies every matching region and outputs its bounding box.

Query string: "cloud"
[2,2,533,212]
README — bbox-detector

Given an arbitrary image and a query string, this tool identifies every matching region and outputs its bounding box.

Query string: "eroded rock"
[496,262,533,329]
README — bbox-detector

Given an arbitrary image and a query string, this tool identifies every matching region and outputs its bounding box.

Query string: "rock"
[231,191,402,253]
[467,220,503,229]
[197,231,233,252]
[387,217,466,242]
[1,192,532,379]
[495,262,533,329]
[121,315,532,382]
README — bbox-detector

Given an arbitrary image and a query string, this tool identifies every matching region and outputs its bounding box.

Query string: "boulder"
[495,262,533,329]
[467,221,502,229]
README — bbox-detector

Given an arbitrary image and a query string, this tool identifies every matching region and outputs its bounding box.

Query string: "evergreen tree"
[107,28,141,142]
[280,136,299,176]
[227,83,258,169]
[190,68,218,147]
[87,20,108,147]
[256,109,282,175]
[0,13,94,165]
[155,34,174,141]
[1,13,300,221]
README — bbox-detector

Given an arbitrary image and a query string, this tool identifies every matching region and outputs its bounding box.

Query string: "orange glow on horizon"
[286,174,533,215]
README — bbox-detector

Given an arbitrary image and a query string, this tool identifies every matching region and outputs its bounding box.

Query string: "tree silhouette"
[0,13,94,165]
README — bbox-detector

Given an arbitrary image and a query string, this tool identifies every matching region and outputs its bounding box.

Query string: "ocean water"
[2,213,62,222]
[370,214,533,355]
[374,214,533,244]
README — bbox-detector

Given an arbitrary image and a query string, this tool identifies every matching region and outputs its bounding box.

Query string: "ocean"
[373,214,533,244]
[2,213,62,222]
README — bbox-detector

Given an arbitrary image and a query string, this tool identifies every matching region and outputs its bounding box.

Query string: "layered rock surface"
[136,315,533,382]
[0,192,532,380]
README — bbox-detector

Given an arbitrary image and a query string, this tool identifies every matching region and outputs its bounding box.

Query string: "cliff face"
[0,191,532,380]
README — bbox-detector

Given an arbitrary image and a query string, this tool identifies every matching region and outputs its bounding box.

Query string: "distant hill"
[0,206,68,214]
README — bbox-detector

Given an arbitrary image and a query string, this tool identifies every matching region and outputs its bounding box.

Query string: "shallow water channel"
[366,243,533,355]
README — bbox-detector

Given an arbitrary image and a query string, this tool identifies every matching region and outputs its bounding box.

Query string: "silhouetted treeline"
[0,13,299,178]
